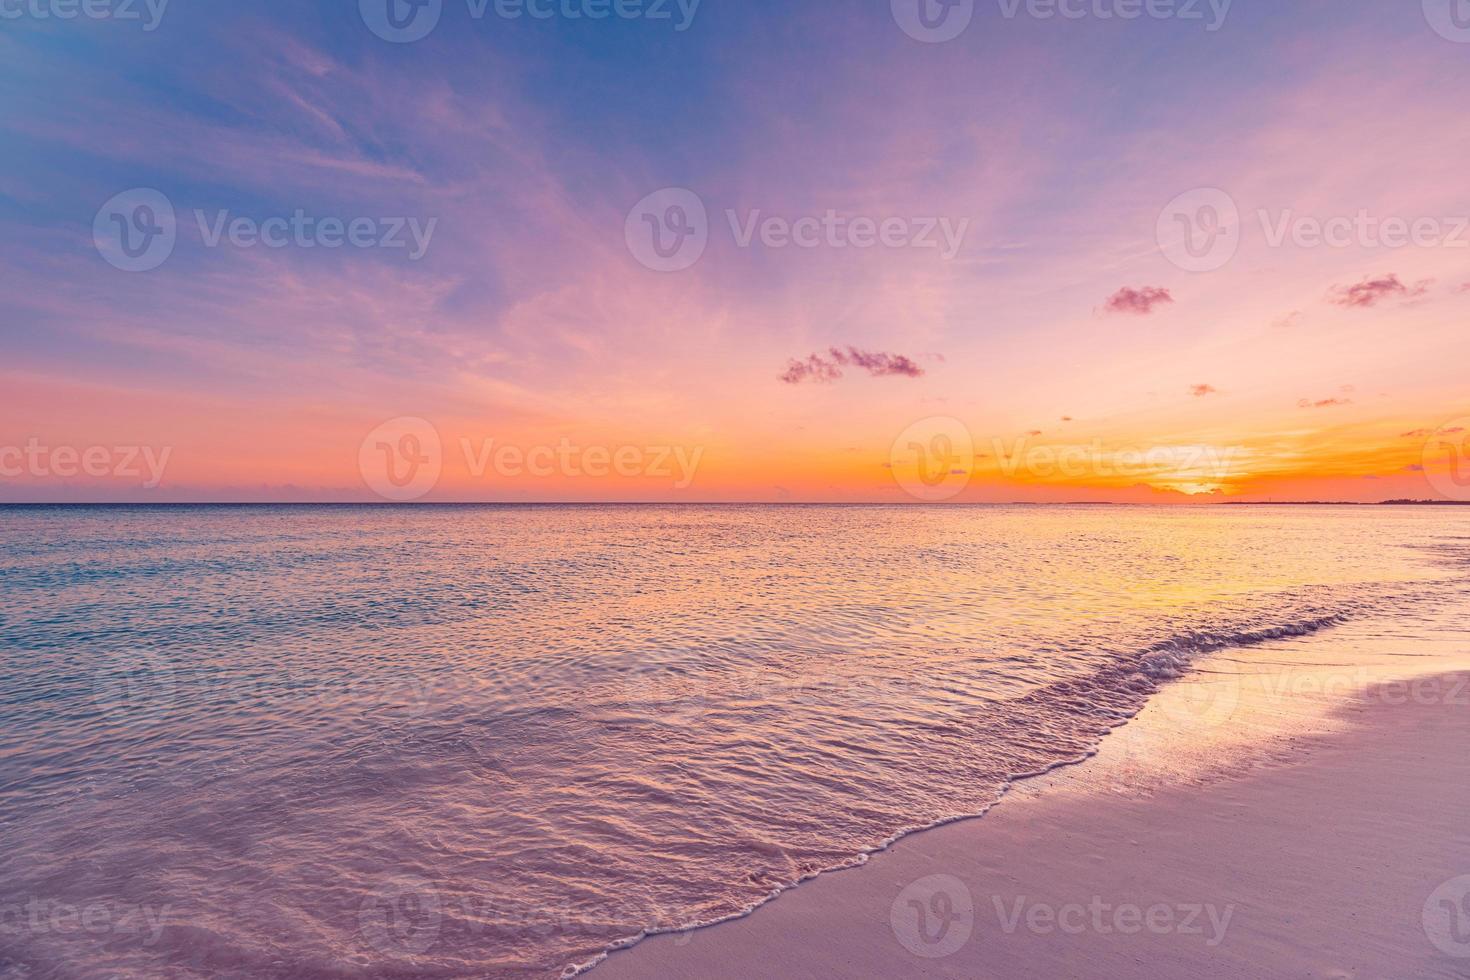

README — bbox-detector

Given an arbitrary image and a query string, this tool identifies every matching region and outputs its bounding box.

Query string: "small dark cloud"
[779,347,926,384]
[1298,397,1353,409]
[1404,464,1426,472]
[1400,428,1433,438]
[1190,384,1219,397]
[1060,416,1074,422]
[1026,429,1043,437]
[1328,274,1431,308]
[1103,286,1174,316]
[779,355,842,385]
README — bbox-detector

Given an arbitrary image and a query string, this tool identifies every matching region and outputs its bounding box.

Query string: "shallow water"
[2,504,1468,977]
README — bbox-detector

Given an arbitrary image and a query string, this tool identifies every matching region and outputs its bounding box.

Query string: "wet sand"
[592,630,1470,978]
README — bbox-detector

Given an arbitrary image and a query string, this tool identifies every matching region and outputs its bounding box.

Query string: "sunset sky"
[4,0,1469,502]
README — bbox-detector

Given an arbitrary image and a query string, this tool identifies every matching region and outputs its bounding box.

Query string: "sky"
[3,0,1469,503]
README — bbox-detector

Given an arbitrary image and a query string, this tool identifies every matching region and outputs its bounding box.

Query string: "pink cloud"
[778,355,843,385]
[1298,397,1353,409]
[1103,286,1173,316]
[1328,275,1431,308]
[779,347,926,384]
[1190,384,1219,397]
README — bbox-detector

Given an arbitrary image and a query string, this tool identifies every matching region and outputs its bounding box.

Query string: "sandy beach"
[593,623,1470,979]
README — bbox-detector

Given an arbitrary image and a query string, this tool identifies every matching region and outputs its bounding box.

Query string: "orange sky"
[4,4,1469,503]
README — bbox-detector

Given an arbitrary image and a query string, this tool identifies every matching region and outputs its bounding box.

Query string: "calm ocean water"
[3,504,1469,977]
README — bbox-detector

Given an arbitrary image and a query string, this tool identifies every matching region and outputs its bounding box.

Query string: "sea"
[3,504,1468,977]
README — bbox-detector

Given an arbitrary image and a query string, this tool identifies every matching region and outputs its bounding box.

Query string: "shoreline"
[589,615,1470,979]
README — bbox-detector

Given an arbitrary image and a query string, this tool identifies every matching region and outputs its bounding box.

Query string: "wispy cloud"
[1103,286,1173,316]
[779,347,926,385]
[1190,384,1219,397]
[1328,275,1431,308]
[1298,397,1353,409]
[779,355,843,385]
